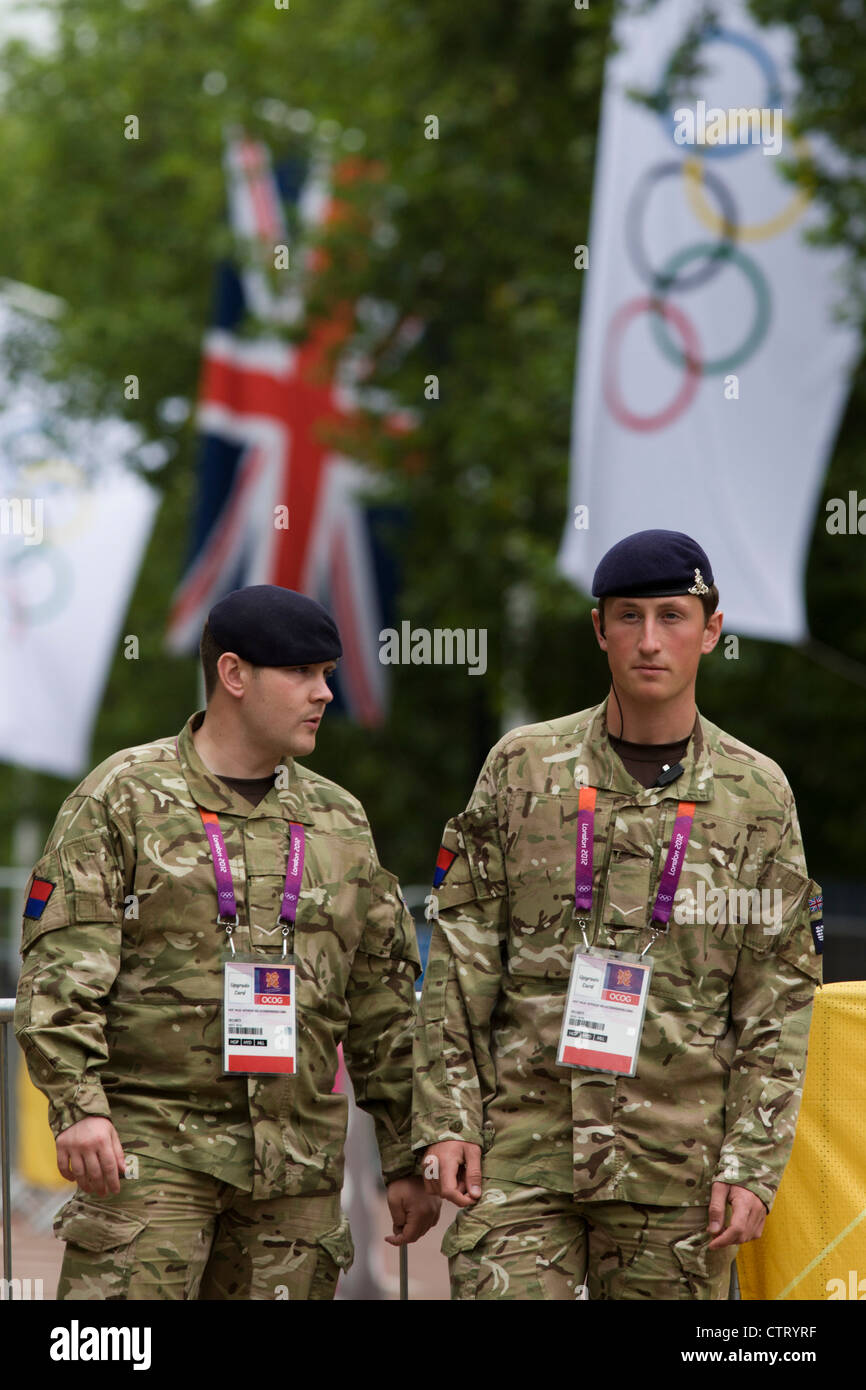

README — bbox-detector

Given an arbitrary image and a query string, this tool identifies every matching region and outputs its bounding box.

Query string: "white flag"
[558,0,860,642]
[0,301,159,776]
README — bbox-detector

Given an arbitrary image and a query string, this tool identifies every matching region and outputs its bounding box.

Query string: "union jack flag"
[166,132,416,725]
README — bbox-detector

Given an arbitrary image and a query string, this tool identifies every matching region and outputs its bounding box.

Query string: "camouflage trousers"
[54,1157,353,1301]
[442,1180,736,1301]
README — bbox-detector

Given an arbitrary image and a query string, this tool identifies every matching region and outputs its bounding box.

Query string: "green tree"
[0,0,863,936]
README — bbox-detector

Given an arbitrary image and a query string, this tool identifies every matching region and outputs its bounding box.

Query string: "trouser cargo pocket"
[54,1196,148,1301]
[308,1217,354,1300]
[442,1210,572,1301]
[671,1227,736,1301]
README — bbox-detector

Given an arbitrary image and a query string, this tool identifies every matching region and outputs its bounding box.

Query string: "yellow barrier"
[737,980,866,1300]
[16,1051,67,1190]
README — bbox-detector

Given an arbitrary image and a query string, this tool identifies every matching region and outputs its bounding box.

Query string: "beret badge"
[687,568,709,596]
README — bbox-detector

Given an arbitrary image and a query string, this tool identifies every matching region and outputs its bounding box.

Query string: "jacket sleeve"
[412,748,508,1153]
[14,794,132,1138]
[714,785,823,1209]
[343,857,422,1184]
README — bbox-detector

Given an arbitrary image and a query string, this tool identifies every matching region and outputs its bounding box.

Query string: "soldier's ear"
[216,651,249,699]
[701,611,723,654]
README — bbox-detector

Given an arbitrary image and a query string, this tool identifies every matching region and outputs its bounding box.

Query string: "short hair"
[597,585,719,637]
[199,621,227,701]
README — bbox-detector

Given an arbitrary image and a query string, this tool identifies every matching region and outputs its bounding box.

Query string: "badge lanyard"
[197,810,303,1077]
[558,789,696,1076]
[199,808,305,958]
[573,786,696,956]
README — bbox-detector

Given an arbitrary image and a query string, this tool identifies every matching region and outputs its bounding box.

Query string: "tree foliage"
[0,0,863,915]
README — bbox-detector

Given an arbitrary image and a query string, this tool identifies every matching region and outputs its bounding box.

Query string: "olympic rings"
[602,23,798,431]
[658,25,782,160]
[18,456,95,546]
[682,144,813,241]
[603,297,702,433]
[4,543,74,625]
[626,161,739,291]
[648,242,770,374]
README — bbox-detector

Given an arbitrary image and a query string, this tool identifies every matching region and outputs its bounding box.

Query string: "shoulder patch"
[24,877,56,920]
[433,846,457,888]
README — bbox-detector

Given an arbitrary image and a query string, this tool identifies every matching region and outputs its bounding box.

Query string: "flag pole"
[500,575,536,737]
[797,638,866,690]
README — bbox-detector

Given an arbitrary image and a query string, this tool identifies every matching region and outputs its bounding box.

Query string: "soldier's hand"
[56,1117,126,1196]
[384,1176,440,1246]
[421,1140,483,1208]
[707,1181,767,1249]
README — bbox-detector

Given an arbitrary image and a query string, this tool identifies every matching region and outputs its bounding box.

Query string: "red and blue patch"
[433,846,457,888]
[24,877,56,920]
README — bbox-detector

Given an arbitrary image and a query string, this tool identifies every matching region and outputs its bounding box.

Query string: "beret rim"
[207,584,342,666]
[594,583,713,599]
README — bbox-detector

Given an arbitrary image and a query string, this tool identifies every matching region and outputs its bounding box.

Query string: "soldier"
[414,530,823,1300]
[16,584,438,1300]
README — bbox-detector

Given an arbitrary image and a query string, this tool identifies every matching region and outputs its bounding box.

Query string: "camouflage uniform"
[413,697,823,1299]
[16,712,420,1299]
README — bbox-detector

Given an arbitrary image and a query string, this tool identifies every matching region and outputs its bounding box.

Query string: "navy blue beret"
[592,530,714,599]
[207,585,342,665]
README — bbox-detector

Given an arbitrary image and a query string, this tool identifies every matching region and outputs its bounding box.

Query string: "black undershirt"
[217,774,276,807]
[608,732,691,790]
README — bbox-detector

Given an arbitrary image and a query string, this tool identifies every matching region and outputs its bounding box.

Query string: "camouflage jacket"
[413,697,823,1209]
[15,713,420,1199]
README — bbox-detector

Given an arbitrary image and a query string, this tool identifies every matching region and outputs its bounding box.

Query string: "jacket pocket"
[743,860,817,970]
[246,873,289,949]
[60,833,122,925]
[359,866,414,961]
[505,793,593,979]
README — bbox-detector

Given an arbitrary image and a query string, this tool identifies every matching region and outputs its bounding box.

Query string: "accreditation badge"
[557,948,653,1078]
[222,959,297,1075]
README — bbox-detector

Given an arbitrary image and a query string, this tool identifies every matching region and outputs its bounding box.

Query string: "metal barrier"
[0,998,14,1286]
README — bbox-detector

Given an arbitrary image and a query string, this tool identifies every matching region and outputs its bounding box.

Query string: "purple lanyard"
[199,808,305,957]
[573,787,696,951]
[651,802,696,929]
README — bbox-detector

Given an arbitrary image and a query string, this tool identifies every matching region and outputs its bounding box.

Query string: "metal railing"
[0,998,14,1286]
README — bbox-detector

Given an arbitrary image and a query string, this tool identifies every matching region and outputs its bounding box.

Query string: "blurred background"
[0,0,864,1299]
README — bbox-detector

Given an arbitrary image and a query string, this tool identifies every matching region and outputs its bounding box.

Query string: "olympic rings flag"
[0,297,159,776]
[557,0,860,643]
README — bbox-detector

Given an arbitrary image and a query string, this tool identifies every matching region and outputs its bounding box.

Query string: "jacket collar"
[176,712,314,822]
[581,695,714,804]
